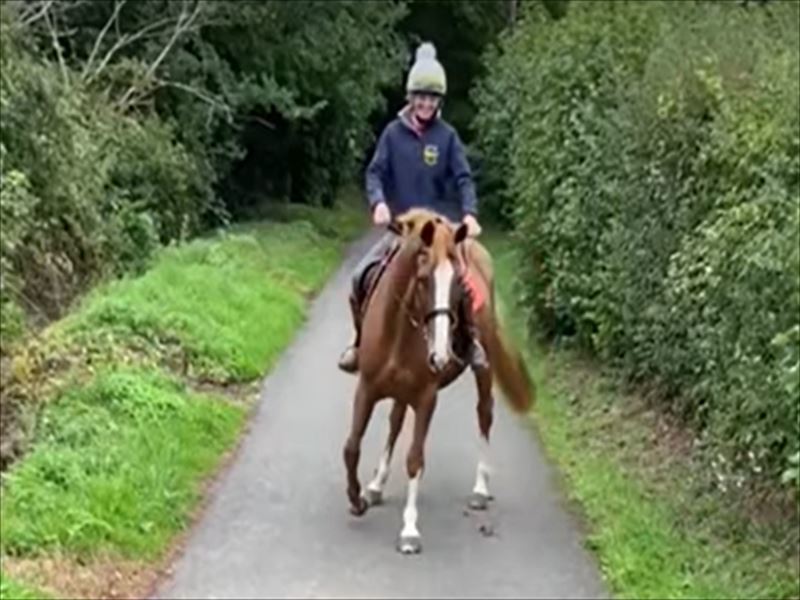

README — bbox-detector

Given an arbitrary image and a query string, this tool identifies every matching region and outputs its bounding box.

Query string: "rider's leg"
[338,232,397,373]
[465,316,489,372]
[459,278,489,372]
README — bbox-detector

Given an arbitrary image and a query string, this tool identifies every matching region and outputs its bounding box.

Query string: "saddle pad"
[462,269,486,314]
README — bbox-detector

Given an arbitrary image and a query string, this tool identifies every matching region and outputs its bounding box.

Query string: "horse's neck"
[372,242,420,345]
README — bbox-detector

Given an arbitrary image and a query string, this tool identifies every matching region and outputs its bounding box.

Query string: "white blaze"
[432,260,454,363]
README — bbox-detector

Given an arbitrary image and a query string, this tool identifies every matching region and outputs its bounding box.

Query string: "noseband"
[424,306,457,325]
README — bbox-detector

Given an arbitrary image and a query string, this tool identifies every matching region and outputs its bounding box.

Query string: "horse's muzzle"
[428,352,449,374]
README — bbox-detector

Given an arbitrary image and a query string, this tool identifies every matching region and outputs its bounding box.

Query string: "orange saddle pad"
[462,269,486,314]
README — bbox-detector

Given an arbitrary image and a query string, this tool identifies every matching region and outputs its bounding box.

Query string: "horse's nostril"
[428,353,446,373]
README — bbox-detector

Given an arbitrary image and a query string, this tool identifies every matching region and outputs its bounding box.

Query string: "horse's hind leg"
[469,366,494,511]
[366,399,406,506]
[343,380,376,516]
[398,394,437,555]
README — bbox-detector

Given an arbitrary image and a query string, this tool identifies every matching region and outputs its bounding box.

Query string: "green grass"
[0,199,366,595]
[488,232,800,600]
[49,209,363,383]
[0,574,51,600]
[0,369,244,559]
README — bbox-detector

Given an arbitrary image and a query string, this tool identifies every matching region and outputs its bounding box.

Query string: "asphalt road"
[154,231,608,600]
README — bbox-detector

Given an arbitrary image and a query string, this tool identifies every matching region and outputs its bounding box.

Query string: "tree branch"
[116,1,203,109]
[155,79,232,115]
[82,0,127,80]
[18,0,56,28]
[42,6,69,86]
[242,115,276,131]
[18,0,90,28]
[126,79,275,131]
[86,16,177,84]
[143,2,201,81]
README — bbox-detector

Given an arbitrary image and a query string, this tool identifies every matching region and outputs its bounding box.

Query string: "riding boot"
[460,294,489,372]
[337,293,362,374]
[467,324,490,372]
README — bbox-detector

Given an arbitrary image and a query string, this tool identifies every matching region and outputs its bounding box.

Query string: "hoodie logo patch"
[423,144,439,166]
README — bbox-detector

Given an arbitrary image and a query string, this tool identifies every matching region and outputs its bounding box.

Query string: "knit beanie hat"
[406,42,447,96]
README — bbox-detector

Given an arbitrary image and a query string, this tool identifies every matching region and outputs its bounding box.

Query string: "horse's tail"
[483,317,535,414]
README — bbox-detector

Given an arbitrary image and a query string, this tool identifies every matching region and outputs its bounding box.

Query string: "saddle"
[355,239,402,320]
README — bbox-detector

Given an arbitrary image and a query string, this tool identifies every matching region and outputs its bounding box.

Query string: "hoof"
[397,535,422,555]
[365,488,383,506]
[349,496,368,517]
[468,492,491,511]
[337,348,359,374]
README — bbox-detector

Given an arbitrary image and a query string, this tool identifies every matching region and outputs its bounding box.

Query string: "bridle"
[424,306,457,325]
[395,254,466,368]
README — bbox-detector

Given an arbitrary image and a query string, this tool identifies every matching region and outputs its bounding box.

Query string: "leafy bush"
[22,0,407,213]
[474,0,800,481]
[0,14,215,347]
[0,1,406,349]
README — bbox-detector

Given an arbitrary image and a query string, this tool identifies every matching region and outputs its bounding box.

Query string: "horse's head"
[400,212,470,374]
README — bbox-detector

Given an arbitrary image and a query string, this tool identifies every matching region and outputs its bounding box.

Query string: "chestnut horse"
[342,208,534,554]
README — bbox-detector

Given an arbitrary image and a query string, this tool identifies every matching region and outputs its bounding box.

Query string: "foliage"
[0,9,213,348]
[18,0,407,210]
[0,199,364,470]
[473,0,800,481]
[490,232,799,600]
[0,0,404,347]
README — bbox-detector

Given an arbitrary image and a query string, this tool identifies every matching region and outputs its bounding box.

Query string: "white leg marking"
[472,437,491,497]
[367,448,391,493]
[432,261,454,363]
[401,471,422,539]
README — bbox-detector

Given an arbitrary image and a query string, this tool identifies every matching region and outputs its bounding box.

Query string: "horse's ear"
[454,223,469,245]
[420,220,436,247]
[387,220,402,235]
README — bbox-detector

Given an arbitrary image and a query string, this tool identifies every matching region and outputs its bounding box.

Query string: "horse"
[342,208,535,554]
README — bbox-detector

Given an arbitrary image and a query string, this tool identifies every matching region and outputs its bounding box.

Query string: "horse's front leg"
[343,379,376,516]
[469,365,494,511]
[398,392,437,555]
[365,398,407,506]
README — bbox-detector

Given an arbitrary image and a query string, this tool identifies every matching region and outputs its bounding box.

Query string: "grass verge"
[488,232,800,600]
[0,198,366,599]
[0,577,50,600]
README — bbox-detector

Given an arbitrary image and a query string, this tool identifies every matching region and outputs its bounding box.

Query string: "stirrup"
[469,339,489,371]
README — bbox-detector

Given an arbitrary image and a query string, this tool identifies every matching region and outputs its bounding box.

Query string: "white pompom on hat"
[406,42,447,96]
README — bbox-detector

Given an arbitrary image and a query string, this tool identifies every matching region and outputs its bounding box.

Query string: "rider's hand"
[463,214,482,237]
[373,202,391,226]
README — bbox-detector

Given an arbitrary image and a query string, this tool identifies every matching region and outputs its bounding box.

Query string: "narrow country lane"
[154,231,607,600]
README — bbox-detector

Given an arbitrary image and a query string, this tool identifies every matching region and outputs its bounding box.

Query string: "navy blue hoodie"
[365,106,478,223]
